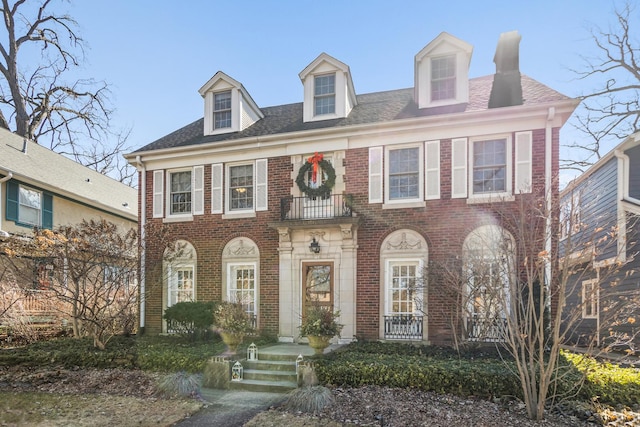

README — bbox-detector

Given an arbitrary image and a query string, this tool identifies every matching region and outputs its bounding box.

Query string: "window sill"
[467,194,515,204]
[382,201,426,210]
[163,215,194,223]
[222,211,256,219]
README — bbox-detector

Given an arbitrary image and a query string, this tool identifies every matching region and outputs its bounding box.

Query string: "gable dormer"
[414,32,473,109]
[199,71,263,136]
[299,53,357,123]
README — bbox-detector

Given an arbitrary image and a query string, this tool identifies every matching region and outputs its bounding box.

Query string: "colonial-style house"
[0,127,137,328]
[561,131,640,349]
[126,31,578,345]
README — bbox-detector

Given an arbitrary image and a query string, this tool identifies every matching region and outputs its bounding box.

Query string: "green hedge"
[563,351,640,406]
[314,348,521,399]
[313,342,640,407]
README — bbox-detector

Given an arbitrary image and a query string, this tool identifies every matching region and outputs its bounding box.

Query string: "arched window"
[380,230,428,340]
[463,225,514,341]
[164,240,197,307]
[222,238,260,323]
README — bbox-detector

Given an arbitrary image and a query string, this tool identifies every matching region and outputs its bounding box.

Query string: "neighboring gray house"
[561,131,640,349]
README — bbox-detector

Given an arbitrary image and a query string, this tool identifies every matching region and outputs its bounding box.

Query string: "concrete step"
[243,359,297,372]
[243,368,297,382]
[256,351,305,362]
[228,378,297,393]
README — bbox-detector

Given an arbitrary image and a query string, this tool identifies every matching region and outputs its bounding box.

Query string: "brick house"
[126,31,578,345]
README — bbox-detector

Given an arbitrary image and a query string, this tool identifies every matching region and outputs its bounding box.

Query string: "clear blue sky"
[68,0,627,173]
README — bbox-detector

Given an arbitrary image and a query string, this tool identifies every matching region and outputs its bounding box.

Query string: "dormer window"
[431,55,456,101]
[414,32,472,109]
[199,71,263,136]
[300,53,357,123]
[314,74,336,115]
[214,91,232,129]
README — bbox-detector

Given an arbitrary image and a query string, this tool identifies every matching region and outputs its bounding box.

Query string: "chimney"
[488,31,523,108]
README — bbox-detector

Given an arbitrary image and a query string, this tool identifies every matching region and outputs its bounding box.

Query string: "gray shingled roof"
[0,128,137,221]
[134,74,571,153]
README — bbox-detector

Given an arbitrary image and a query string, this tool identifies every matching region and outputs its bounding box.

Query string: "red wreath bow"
[307,152,324,183]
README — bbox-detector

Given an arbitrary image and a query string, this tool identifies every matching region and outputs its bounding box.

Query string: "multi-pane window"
[389,147,420,200]
[19,186,41,226]
[431,55,456,101]
[582,280,598,319]
[170,171,192,215]
[389,263,418,314]
[473,139,507,194]
[314,74,335,115]
[168,267,194,307]
[229,164,254,210]
[214,91,232,129]
[228,264,256,319]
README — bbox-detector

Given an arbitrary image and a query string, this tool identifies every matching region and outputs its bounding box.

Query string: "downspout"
[545,107,554,325]
[0,171,14,236]
[136,156,147,334]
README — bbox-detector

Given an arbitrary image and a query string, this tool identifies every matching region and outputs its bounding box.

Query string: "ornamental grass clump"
[284,385,335,414]
[300,305,343,337]
[157,371,202,399]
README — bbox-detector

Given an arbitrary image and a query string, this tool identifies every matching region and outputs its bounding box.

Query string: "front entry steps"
[227,343,341,393]
[229,350,299,393]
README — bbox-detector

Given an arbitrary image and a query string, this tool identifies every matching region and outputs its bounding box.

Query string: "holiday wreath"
[295,152,336,198]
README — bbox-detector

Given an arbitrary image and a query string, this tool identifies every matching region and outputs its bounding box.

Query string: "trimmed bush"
[163,301,216,341]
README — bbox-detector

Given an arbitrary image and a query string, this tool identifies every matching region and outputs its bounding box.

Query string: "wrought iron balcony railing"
[383,314,423,340]
[467,314,507,342]
[280,194,353,221]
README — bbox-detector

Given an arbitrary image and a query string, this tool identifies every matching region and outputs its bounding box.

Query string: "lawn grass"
[0,391,202,427]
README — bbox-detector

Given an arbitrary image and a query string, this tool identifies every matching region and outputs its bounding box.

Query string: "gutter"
[0,171,14,236]
[545,107,554,321]
[136,155,147,333]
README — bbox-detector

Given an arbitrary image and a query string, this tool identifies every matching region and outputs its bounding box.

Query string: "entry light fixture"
[309,237,320,254]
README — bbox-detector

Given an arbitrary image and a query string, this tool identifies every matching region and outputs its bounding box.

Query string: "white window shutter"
[515,131,533,194]
[451,138,468,198]
[255,158,268,211]
[425,140,440,200]
[211,163,223,214]
[152,170,164,218]
[192,165,204,215]
[369,146,383,203]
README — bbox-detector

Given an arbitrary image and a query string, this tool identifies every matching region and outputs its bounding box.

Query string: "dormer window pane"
[314,74,335,115]
[431,55,456,101]
[214,91,232,129]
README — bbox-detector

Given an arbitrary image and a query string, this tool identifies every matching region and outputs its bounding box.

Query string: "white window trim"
[226,262,258,318]
[18,184,43,227]
[205,88,240,135]
[430,54,457,103]
[383,143,425,206]
[165,167,195,221]
[468,134,513,200]
[385,258,424,315]
[313,73,336,117]
[167,265,195,308]
[582,279,599,319]
[225,161,256,215]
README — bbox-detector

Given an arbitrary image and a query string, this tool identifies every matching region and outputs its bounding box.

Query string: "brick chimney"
[488,31,523,108]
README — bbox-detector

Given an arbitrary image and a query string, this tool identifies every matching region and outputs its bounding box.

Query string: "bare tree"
[0,220,139,349]
[565,1,640,171]
[0,0,135,184]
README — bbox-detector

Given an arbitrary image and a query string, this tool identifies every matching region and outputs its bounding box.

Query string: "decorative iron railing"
[280,194,353,220]
[467,315,507,342]
[383,315,423,340]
